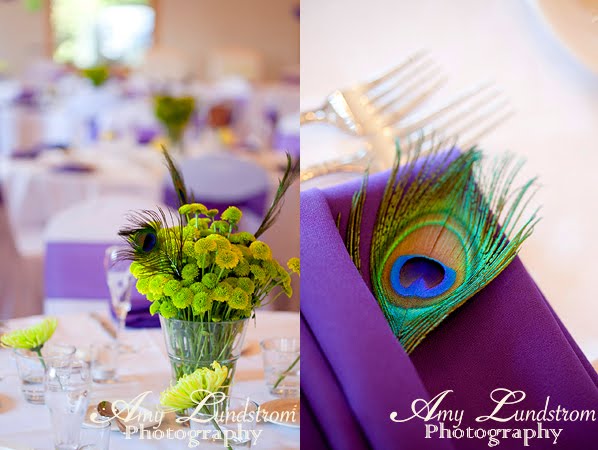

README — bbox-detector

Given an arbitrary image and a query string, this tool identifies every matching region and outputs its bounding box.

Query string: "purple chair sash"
[45,242,158,328]
[301,163,598,448]
[272,131,299,159]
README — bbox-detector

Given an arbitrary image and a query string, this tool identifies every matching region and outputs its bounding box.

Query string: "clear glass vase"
[159,317,249,396]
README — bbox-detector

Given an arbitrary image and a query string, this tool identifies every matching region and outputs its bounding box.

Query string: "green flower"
[192,292,213,315]
[261,259,280,278]
[201,273,218,289]
[232,258,250,277]
[149,300,162,315]
[183,241,196,258]
[172,288,194,308]
[210,220,230,233]
[228,288,249,310]
[205,234,231,251]
[196,253,213,269]
[149,274,170,296]
[160,362,228,412]
[287,257,300,276]
[163,279,182,297]
[221,206,242,224]
[160,301,178,318]
[250,264,267,283]
[229,232,256,245]
[249,241,272,260]
[179,203,208,216]
[236,277,255,295]
[181,263,199,281]
[1,318,57,350]
[206,209,219,218]
[194,238,217,255]
[136,277,151,295]
[223,277,238,288]
[189,282,208,294]
[183,226,200,240]
[188,217,211,230]
[130,262,146,278]
[215,249,239,269]
[212,281,233,302]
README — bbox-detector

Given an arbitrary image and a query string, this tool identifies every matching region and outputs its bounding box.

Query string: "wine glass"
[104,245,134,353]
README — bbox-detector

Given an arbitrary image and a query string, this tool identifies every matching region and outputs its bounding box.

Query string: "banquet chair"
[272,112,299,159]
[43,195,172,319]
[300,162,598,449]
[162,152,271,223]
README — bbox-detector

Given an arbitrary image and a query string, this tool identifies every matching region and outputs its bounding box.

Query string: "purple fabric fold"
[301,162,598,449]
[45,242,159,328]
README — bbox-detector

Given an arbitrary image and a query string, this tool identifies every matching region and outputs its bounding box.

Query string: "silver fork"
[300,51,446,136]
[300,85,513,182]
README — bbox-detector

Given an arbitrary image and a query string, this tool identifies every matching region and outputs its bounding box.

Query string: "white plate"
[528,0,598,74]
[0,443,33,450]
[260,398,300,429]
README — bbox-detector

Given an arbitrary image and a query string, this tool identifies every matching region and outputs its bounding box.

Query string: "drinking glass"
[90,342,119,383]
[103,245,133,352]
[79,417,111,450]
[45,359,92,450]
[260,337,300,397]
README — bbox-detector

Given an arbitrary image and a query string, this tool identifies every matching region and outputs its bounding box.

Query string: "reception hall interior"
[0,1,300,448]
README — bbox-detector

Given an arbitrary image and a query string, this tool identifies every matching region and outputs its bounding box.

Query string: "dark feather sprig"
[254,153,299,238]
[162,145,189,208]
[118,207,185,278]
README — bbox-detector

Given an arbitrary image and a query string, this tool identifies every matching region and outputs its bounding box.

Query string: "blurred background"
[0,0,300,318]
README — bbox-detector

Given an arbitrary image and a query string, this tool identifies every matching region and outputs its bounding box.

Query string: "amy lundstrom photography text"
[390,389,596,447]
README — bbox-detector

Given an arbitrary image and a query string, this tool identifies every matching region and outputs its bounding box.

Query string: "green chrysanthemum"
[130,262,146,278]
[192,292,213,315]
[189,282,208,294]
[149,274,171,296]
[149,300,162,315]
[249,241,272,260]
[196,253,213,269]
[212,281,233,302]
[179,203,208,216]
[236,277,255,295]
[205,234,231,251]
[250,264,267,283]
[206,209,219,217]
[160,302,178,318]
[228,288,249,310]
[160,362,228,412]
[201,273,218,289]
[229,231,256,245]
[181,263,199,281]
[187,217,211,230]
[163,279,182,297]
[182,241,196,258]
[194,238,217,255]
[136,277,151,295]
[210,220,230,233]
[232,258,250,277]
[287,257,300,276]
[221,206,242,224]
[183,226,201,240]
[223,277,238,288]
[261,259,281,278]
[215,249,239,269]
[1,317,58,350]
[172,287,194,308]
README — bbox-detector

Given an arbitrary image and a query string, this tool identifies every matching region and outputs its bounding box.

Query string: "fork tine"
[382,75,448,127]
[371,64,444,113]
[459,108,514,150]
[363,50,428,91]
[396,83,496,136]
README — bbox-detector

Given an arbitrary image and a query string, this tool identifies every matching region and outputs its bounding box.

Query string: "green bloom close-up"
[250,264,267,283]
[232,258,250,277]
[136,277,151,295]
[205,234,231,251]
[163,279,182,297]
[221,206,242,224]
[229,232,256,245]
[149,274,171,296]
[1,317,57,350]
[287,257,300,276]
[212,281,234,302]
[149,300,162,315]
[236,277,255,295]
[210,220,230,233]
[160,301,178,319]
[160,362,228,412]
[201,273,219,289]
[215,249,239,270]
[228,288,249,310]
[249,241,272,260]
[196,253,213,269]
[179,203,208,216]
[194,238,217,255]
[130,262,146,278]
[261,259,281,278]
[189,282,208,294]
[181,263,199,281]
[187,217,211,230]
[172,287,194,309]
[192,292,213,315]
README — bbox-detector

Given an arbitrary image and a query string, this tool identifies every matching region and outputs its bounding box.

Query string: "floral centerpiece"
[81,65,110,87]
[119,149,299,397]
[153,95,196,152]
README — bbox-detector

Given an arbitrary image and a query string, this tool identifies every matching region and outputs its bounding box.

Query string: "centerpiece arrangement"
[153,95,196,153]
[81,65,110,87]
[119,150,299,399]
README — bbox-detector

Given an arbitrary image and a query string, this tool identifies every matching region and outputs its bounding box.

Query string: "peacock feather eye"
[346,144,539,353]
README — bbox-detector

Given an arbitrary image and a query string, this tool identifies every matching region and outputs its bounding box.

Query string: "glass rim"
[259,337,300,352]
[159,316,250,326]
[13,342,76,357]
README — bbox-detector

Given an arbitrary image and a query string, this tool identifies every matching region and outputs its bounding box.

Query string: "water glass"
[104,245,133,351]
[190,396,259,448]
[13,343,76,404]
[90,343,118,383]
[45,359,92,450]
[79,417,111,450]
[260,337,300,397]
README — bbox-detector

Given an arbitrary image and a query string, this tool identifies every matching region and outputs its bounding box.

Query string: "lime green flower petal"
[212,281,233,302]
[136,277,151,295]
[160,362,228,411]
[221,206,242,224]
[149,300,162,315]
[196,253,213,269]
[188,217,211,230]
[232,258,250,276]
[149,274,171,296]
[160,301,178,318]
[130,262,146,278]
[228,288,249,310]
[1,317,57,350]
[201,273,218,289]
[181,263,199,281]
[206,209,219,218]
[287,257,300,276]
[249,241,272,260]
[261,260,280,278]
[163,279,182,297]
[192,292,213,315]
[215,249,239,269]
[236,277,255,295]
[172,287,194,308]
[210,220,230,233]
[250,264,267,283]
[194,238,217,255]
[189,282,208,294]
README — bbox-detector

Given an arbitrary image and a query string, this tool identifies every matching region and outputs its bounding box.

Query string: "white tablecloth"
[0,310,300,449]
[300,0,598,360]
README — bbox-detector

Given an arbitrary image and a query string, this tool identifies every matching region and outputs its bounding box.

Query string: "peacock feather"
[345,141,540,353]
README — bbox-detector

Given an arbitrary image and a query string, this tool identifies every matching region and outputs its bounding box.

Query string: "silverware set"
[300,51,512,182]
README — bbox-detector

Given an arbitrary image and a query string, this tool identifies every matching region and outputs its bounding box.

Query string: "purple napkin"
[301,163,598,448]
[135,126,160,145]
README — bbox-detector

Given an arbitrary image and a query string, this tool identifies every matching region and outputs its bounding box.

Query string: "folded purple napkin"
[301,166,598,449]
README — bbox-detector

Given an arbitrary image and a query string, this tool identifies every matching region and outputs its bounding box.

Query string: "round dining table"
[0,310,300,449]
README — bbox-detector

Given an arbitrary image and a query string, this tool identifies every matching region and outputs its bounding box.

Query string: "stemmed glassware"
[104,245,134,353]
